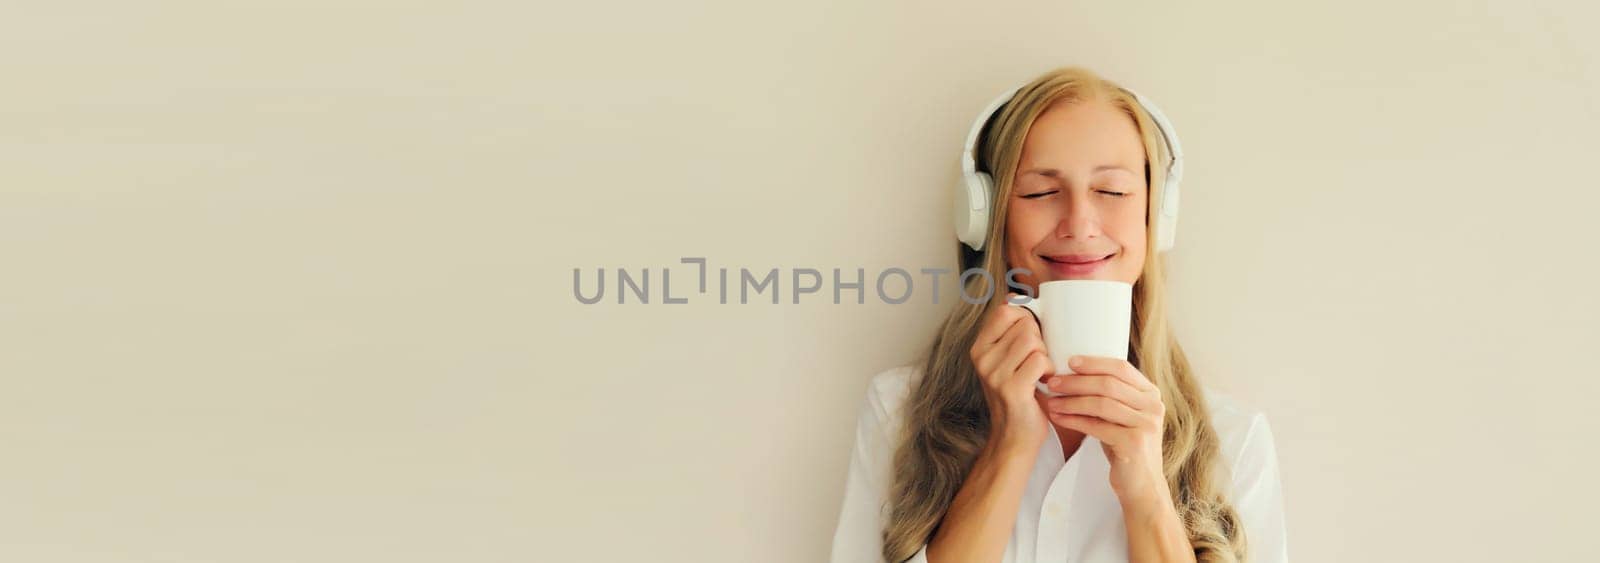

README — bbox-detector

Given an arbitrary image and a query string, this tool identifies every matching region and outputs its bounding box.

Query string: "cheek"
[1102,204,1146,243]
[1004,205,1056,250]
[1001,210,1052,281]
[1107,206,1148,276]
[1121,219,1149,248]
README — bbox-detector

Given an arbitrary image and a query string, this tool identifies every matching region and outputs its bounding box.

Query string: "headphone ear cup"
[955,172,994,251]
[1155,177,1180,252]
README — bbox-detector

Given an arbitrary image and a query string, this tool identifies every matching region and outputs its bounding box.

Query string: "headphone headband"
[960,87,1022,181]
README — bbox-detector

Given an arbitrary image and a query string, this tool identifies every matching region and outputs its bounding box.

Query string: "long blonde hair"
[881,66,1246,562]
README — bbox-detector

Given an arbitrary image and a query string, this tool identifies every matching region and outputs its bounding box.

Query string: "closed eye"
[1023,189,1127,199]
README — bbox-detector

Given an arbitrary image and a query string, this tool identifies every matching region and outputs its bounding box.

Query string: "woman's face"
[1003,98,1149,292]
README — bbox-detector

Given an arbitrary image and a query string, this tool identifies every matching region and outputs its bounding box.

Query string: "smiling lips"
[1041,252,1114,277]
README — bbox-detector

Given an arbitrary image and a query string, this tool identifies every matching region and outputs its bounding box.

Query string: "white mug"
[1008,280,1133,397]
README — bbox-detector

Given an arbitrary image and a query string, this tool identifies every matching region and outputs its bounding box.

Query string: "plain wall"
[4,1,1598,561]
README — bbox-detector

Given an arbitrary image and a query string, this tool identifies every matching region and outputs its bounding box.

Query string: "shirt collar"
[1041,421,1107,473]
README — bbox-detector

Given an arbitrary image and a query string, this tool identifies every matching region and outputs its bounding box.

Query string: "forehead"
[1016,98,1147,171]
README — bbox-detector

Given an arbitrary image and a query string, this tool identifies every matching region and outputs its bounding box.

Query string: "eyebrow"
[1022,165,1136,177]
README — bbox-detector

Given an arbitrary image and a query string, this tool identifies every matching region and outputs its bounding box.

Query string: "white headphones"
[954,85,1185,253]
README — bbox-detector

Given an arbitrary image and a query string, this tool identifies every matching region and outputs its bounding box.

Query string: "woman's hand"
[968,294,1055,453]
[1041,356,1169,505]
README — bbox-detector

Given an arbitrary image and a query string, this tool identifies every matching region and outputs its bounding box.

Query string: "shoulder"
[1199,388,1290,559]
[859,364,919,426]
[839,364,921,489]
[1200,387,1281,489]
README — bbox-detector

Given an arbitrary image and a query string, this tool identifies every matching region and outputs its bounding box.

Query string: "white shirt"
[830,365,1288,563]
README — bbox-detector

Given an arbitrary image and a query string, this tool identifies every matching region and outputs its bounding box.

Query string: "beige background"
[4,1,1599,561]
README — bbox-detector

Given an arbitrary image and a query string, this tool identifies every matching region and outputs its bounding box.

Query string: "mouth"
[1041,252,1115,277]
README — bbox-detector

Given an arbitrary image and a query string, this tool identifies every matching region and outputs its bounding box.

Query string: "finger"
[1066,355,1155,392]
[994,323,1048,382]
[973,301,1030,351]
[1012,350,1053,391]
[974,316,1034,378]
[1045,395,1145,428]
[1049,413,1133,447]
[1045,374,1159,412]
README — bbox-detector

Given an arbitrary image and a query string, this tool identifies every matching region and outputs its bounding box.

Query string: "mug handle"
[1009,293,1065,396]
[1006,293,1043,327]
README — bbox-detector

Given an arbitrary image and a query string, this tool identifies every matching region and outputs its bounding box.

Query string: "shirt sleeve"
[1229,413,1288,563]
[830,373,930,563]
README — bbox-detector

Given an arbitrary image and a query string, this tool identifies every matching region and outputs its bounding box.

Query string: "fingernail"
[1068,356,1082,368]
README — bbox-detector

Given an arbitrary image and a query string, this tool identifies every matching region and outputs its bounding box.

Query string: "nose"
[1053,190,1100,241]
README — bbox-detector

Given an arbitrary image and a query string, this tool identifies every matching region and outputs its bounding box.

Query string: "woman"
[830,67,1287,563]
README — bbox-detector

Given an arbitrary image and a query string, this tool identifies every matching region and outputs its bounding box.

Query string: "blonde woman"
[830,67,1287,563]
